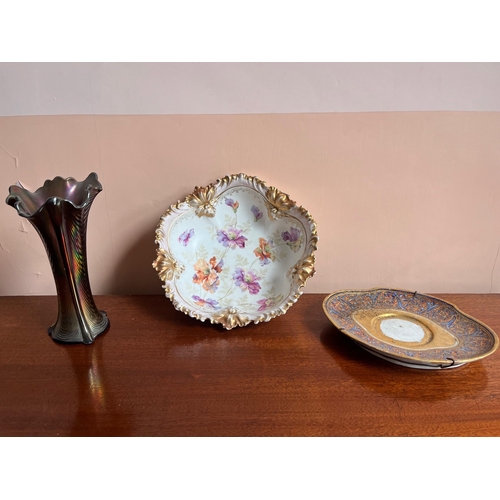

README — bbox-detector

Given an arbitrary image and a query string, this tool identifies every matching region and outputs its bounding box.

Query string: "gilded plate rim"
[322,287,500,366]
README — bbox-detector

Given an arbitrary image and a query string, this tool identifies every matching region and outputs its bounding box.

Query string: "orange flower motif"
[253,237,275,266]
[192,256,224,293]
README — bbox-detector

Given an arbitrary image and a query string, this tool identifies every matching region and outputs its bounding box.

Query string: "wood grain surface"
[1,294,500,436]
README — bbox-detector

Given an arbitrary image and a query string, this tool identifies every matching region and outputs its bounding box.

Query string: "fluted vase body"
[6,173,109,344]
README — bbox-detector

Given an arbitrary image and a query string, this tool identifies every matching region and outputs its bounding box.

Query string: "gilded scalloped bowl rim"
[154,173,318,329]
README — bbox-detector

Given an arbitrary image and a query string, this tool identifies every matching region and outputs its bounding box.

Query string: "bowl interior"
[167,186,308,315]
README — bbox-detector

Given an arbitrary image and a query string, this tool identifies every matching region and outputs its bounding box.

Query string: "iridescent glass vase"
[6,173,109,344]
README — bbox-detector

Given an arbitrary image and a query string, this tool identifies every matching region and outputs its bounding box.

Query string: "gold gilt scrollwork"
[265,186,295,219]
[185,184,217,218]
[215,308,251,330]
[155,226,165,245]
[152,249,184,281]
[290,255,316,287]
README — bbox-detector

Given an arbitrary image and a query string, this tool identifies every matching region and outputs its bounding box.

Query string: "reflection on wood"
[0,294,500,436]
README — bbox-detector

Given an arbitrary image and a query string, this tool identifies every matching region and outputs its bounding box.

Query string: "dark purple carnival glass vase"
[6,173,109,344]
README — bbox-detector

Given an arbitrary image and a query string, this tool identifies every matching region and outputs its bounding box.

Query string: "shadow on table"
[132,284,266,336]
[318,323,489,401]
[59,332,134,437]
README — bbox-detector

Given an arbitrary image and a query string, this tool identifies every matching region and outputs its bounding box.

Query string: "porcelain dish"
[154,173,318,329]
[323,288,499,369]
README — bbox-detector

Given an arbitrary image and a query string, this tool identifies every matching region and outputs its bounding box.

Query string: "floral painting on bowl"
[153,173,318,329]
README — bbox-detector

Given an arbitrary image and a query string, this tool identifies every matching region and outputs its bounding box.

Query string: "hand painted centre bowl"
[154,174,318,329]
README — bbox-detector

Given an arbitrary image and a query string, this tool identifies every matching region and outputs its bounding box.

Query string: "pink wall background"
[1,63,499,296]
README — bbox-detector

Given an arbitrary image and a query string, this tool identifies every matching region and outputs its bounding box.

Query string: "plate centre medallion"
[379,318,425,343]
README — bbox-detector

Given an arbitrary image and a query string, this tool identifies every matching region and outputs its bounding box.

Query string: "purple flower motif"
[282,226,300,243]
[178,228,194,246]
[251,205,263,222]
[282,226,302,252]
[217,227,248,249]
[225,198,239,213]
[192,295,220,310]
[257,297,276,311]
[232,267,261,295]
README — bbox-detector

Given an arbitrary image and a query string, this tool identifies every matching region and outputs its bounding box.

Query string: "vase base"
[48,311,110,345]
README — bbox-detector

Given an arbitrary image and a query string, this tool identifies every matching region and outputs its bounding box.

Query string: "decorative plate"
[153,173,318,329]
[323,288,499,369]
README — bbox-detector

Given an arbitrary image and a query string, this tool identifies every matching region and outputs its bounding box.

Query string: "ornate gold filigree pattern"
[153,249,184,281]
[155,226,165,245]
[215,308,251,330]
[185,185,217,218]
[323,288,500,367]
[264,186,295,220]
[290,255,316,287]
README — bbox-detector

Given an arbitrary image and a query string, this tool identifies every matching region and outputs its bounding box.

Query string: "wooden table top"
[1,293,500,436]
